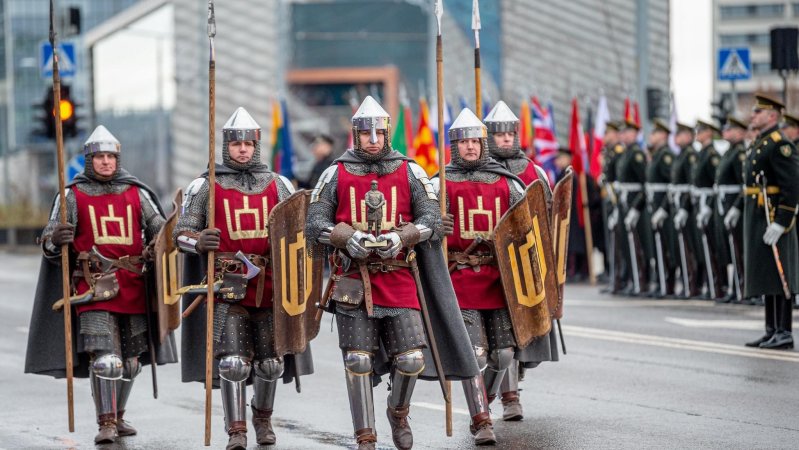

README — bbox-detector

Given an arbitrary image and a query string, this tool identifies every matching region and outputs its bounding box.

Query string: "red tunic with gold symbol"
[335,161,419,309]
[446,178,510,310]
[517,161,541,186]
[214,180,279,308]
[72,186,145,315]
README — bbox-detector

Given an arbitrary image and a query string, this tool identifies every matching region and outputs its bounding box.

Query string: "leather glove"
[195,228,221,253]
[441,213,455,236]
[624,209,640,231]
[607,209,619,231]
[346,230,375,260]
[724,206,741,230]
[763,223,786,246]
[51,223,75,247]
[376,231,402,259]
[696,205,712,229]
[674,208,688,230]
[650,207,668,230]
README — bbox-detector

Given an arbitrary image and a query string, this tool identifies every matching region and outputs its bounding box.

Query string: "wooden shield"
[269,191,323,356]
[550,168,573,319]
[493,188,552,348]
[524,180,559,317]
[154,189,183,343]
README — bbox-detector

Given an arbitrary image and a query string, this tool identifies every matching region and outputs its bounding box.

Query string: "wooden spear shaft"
[204,1,216,445]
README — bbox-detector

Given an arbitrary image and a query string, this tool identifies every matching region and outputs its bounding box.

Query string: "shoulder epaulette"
[771,131,782,142]
[614,144,624,154]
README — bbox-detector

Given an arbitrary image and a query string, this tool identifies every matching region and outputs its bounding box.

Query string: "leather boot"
[226,430,247,450]
[469,412,496,446]
[386,405,413,450]
[746,295,776,347]
[501,391,524,421]
[251,405,276,445]
[95,414,118,444]
[115,410,137,437]
[355,428,377,450]
[761,296,794,350]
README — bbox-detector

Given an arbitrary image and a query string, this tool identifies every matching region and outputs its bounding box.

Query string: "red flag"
[633,101,641,127]
[413,98,438,175]
[589,95,610,181]
[624,98,633,124]
[568,98,587,227]
[519,99,533,154]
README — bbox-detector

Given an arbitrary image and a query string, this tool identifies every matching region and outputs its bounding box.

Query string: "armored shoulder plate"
[310,165,338,203]
[409,161,437,200]
[182,177,207,209]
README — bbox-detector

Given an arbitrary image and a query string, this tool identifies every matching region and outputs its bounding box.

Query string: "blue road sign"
[718,47,751,81]
[67,154,84,182]
[41,42,76,79]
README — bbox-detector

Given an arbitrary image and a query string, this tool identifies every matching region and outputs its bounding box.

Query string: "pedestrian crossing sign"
[40,42,76,79]
[718,48,751,81]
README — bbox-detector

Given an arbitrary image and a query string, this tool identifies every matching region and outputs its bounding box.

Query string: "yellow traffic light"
[54,99,74,121]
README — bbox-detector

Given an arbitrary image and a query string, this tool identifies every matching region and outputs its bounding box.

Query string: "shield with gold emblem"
[550,169,573,320]
[524,180,560,316]
[154,189,183,343]
[493,181,555,347]
[270,190,323,356]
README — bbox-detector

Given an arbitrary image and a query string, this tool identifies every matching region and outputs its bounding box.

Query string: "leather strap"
[358,263,373,317]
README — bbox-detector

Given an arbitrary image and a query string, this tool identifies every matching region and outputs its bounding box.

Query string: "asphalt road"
[1,251,798,449]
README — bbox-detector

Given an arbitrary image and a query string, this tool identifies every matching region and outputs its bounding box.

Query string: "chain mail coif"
[83,153,121,182]
[352,126,393,162]
[222,140,263,171]
[450,137,490,170]
[487,132,522,159]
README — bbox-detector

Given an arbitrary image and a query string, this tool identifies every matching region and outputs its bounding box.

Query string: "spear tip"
[434,0,443,34]
[471,0,481,31]
[207,0,216,38]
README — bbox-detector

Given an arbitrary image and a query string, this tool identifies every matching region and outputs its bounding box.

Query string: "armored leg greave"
[387,349,425,410]
[116,357,141,414]
[219,355,252,434]
[91,353,123,423]
[252,357,283,412]
[483,347,515,399]
[343,351,376,436]
[500,359,519,395]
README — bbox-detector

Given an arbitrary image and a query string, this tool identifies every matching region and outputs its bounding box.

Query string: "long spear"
[472,0,482,119]
[50,0,75,433]
[434,0,453,437]
[204,1,216,446]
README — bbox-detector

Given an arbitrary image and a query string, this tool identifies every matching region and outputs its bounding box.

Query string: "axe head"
[235,251,261,280]
[91,246,115,272]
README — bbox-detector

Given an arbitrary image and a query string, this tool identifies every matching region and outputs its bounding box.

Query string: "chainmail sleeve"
[276,175,296,201]
[41,189,78,257]
[306,165,339,257]
[507,178,525,205]
[173,177,209,243]
[407,162,443,240]
[139,188,166,244]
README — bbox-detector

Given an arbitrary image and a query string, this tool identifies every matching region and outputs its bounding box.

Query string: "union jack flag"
[531,96,558,185]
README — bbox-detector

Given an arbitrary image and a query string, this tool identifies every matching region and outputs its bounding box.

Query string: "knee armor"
[473,346,488,371]
[218,355,251,382]
[487,347,514,372]
[253,357,284,381]
[394,349,425,376]
[121,357,142,381]
[92,353,123,380]
[344,351,373,375]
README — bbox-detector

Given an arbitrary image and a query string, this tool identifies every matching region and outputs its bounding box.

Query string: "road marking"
[664,317,763,330]
[412,402,469,416]
[568,299,716,307]
[564,325,799,363]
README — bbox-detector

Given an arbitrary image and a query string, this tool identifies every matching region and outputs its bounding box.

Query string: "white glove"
[624,209,640,230]
[347,230,376,260]
[674,208,688,230]
[607,209,619,231]
[724,206,741,230]
[696,205,712,229]
[376,232,402,259]
[650,207,668,230]
[763,223,786,246]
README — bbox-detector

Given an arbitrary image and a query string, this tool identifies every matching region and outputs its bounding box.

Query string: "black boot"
[746,296,775,347]
[761,296,793,350]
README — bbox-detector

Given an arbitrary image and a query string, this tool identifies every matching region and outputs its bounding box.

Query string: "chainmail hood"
[487,132,523,159]
[450,137,490,170]
[83,153,121,182]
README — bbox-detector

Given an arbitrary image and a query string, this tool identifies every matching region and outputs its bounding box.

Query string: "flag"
[392,102,414,156]
[413,98,438,175]
[519,99,533,154]
[270,99,294,179]
[430,99,452,165]
[531,96,558,184]
[589,95,610,180]
[569,98,588,227]
[624,97,634,124]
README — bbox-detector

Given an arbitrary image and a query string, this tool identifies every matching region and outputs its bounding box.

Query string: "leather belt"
[215,252,270,307]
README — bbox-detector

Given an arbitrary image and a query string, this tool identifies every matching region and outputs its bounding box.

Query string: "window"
[720,4,784,20]
[720,33,770,47]
[752,61,772,75]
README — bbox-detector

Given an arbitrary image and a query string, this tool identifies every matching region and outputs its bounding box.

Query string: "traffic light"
[34,84,80,139]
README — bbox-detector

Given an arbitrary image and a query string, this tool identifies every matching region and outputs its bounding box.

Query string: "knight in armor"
[670,122,700,297]
[25,126,176,444]
[646,120,676,297]
[743,94,799,350]
[482,100,560,421]
[717,117,748,303]
[174,107,313,450]
[691,120,725,300]
[305,96,478,450]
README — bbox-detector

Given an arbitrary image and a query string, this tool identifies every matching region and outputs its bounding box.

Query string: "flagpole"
[434,0,453,437]
[50,0,75,432]
[472,0,481,119]
[204,1,216,445]
[583,100,595,285]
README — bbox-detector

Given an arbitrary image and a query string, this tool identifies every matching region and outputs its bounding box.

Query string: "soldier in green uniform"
[744,94,799,350]
[671,123,700,297]
[599,121,626,293]
[717,117,748,303]
[615,120,650,295]
[691,120,725,300]
[647,120,675,297]
[783,114,799,309]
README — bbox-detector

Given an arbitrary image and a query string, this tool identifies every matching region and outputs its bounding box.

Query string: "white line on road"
[664,317,763,330]
[411,402,469,416]
[568,299,716,307]
[564,325,799,363]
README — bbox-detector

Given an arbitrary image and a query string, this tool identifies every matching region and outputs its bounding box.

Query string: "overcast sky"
[671,0,713,124]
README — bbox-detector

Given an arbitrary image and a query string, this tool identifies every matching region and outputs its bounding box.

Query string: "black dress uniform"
[646,120,676,297]
[600,122,628,292]
[670,126,700,297]
[744,95,799,350]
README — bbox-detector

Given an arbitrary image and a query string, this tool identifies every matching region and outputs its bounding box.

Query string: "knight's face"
[457,138,482,161]
[359,130,385,154]
[228,140,255,163]
[92,152,118,177]
[492,132,515,149]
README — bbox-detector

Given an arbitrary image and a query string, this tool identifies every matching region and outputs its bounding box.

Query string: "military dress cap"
[621,119,640,131]
[725,116,748,130]
[652,119,671,134]
[783,113,799,128]
[223,107,261,142]
[483,100,519,133]
[753,93,785,111]
[84,125,121,155]
[605,120,622,132]
[695,119,721,135]
[675,121,694,133]
[449,108,487,141]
